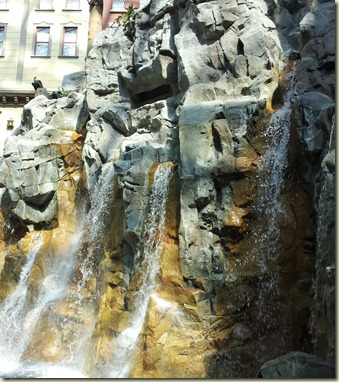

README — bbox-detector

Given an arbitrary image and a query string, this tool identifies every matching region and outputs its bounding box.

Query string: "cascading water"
[255,65,297,268]
[0,162,116,378]
[0,231,85,378]
[99,162,173,378]
[64,162,116,370]
[74,162,116,297]
[220,65,299,378]
[0,232,43,372]
[251,63,297,348]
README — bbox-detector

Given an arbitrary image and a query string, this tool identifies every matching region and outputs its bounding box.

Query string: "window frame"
[37,0,54,10]
[33,26,51,57]
[60,26,79,57]
[111,0,126,12]
[65,0,80,10]
[0,24,6,56]
[0,0,8,10]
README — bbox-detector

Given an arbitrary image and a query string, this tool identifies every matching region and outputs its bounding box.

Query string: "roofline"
[0,89,35,96]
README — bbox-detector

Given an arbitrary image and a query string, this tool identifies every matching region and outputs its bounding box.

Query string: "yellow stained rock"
[235,156,255,173]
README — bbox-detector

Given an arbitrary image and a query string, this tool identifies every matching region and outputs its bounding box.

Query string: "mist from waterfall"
[99,162,173,378]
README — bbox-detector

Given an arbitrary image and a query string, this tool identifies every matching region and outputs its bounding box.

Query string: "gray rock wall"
[291,0,335,360]
[0,0,335,378]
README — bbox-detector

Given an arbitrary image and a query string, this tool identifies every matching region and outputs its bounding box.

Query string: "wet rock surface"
[0,0,335,378]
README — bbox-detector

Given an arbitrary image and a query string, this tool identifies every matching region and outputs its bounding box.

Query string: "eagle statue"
[31,76,44,90]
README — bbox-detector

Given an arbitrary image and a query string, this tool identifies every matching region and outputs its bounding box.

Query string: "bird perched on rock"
[31,76,44,90]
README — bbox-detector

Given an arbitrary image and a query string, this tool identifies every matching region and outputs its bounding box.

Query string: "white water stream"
[0,232,87,377]
[0,161,172,378]
[251,64,297,344]
[101,162,173,378]
[0,232,43,362]
[255,65,296,269]
[0,163,116,378]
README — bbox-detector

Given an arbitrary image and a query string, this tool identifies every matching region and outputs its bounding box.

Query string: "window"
[34,27,50,56]
[0,0,7,9]
[111,0,126,11]
[37,0,53,9]
[0,26,5,55]
[65,0,80,9]
[61,27,78,56]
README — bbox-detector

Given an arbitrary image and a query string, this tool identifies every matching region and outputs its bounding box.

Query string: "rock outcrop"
[0,93,87,230]
[0,0,335,378]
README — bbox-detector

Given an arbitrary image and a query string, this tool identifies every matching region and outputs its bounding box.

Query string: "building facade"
[0,0,90,98]
[0,0,90,132]
[0,0,147,135]
[102,0,148,28]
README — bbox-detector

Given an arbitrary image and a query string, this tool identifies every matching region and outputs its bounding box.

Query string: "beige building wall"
[0,0,90,93]
[0,107,21,152]
[0,0,90,154]
[22,0,90,91]
[0,0,22,91]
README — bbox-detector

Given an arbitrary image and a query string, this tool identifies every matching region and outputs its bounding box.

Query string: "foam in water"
[151,293,173,311]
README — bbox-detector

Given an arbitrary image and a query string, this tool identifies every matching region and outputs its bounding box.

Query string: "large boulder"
[18,92,88,134]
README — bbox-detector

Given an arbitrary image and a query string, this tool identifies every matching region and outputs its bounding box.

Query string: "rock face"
[291,0,335,361]
[0,93,87,230]
[0,0,335,379]
[257,351,335,378]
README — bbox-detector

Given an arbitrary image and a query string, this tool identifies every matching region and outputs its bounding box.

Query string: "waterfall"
[0,163,116,378]
[0,160,168,378]
[0,231,84,378]
[65,162,116,370]
[250,64,297,349]
[328,114,335,150]
[255,65,296,268]
[74,162,116,297]
[102,162,173,378]
[0,232,43,367]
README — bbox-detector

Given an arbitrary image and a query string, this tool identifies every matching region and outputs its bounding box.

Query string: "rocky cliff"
[0,0,335,378]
